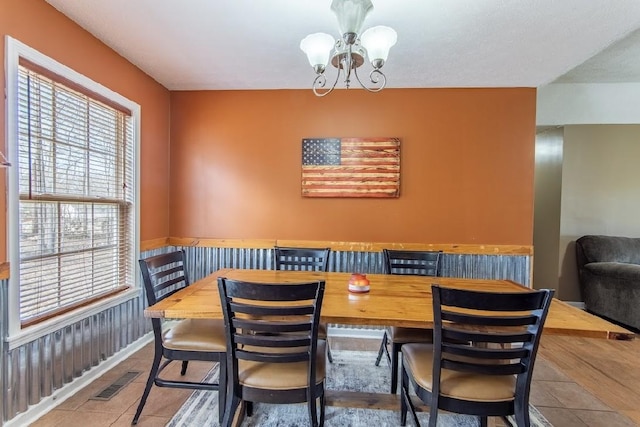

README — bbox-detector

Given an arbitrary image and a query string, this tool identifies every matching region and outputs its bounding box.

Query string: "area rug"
[168,350,553,426]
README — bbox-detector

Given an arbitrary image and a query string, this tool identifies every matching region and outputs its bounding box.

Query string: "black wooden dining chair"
[274,246,334,363]
[274,246,331,272]
[400,285,554,427]
[217,277,327,427]
[375,249,442,393]
[133,250,227,425]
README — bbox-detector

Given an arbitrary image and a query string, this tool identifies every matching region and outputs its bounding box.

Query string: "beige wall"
[558,125,640,300]
[533,128,563,293]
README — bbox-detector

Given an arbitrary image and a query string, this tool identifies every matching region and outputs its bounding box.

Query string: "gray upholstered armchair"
[575,235,640,331]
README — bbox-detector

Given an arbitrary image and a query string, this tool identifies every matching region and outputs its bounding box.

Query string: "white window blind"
[17,65,135,326]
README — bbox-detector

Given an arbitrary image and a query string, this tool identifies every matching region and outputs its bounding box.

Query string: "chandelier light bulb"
[330,0,373,35]
[361,25,397,66]
[300,33,336,72]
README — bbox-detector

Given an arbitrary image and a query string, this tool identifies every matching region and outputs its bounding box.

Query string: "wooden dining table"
[145,268,635,340]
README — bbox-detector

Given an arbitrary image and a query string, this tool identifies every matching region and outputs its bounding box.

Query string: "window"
[6,37,139,341]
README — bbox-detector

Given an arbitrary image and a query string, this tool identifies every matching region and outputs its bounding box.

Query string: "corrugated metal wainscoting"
[180,246,531,286]
[1,278,7,425]
[1,245,530,425]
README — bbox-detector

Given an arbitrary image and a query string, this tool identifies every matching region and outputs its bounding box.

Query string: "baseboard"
[565,301,586,310]
[4,333,153,427]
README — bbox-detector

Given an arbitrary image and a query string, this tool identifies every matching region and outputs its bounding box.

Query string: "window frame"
[5,36,141,349]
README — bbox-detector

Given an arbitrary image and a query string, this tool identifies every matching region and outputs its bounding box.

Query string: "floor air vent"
[91,371,141,401]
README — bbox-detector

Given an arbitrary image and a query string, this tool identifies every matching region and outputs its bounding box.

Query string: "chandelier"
[300,0,397,97]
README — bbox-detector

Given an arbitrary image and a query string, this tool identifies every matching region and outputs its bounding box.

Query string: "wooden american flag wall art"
[301,137,401,198]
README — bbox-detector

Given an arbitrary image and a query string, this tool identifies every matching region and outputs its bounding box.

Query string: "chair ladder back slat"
[236,349,310,364]
[441,359,526,376]
[383,249,442,277]
[442,342,531,360]
[235,334,311,348]
[151,264,188,283]
[143,251,184,269]
[225,281,320,301]
[443,327,535,345]
[232,318,312,334]
[153,276,187,297]
[229,301,315,317]
[442,311,540,327]
[438,287,549,311]
[274,247,330,272]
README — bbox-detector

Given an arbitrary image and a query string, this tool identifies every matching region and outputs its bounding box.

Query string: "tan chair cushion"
[402,343,516,403]
[163,319,226,352]
[390,326,433,344]
[318,322,328,339]
[238,340,327,390]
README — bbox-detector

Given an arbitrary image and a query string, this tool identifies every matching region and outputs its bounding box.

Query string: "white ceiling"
[44,0,640,91]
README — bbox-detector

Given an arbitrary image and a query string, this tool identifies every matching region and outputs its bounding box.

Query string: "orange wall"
[170,88,536,245]
[0,0,172,262]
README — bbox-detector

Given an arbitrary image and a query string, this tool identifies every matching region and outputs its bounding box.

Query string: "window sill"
[6,287,141,350]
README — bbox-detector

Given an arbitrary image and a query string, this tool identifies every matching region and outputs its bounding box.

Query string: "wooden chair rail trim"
[166,237,533,255]
[140,237,170,252]
[0,263,9,280]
